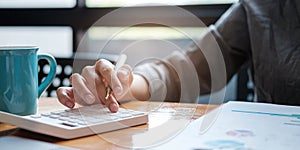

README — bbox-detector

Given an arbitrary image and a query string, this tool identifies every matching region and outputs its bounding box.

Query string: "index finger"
[95,59,123,96]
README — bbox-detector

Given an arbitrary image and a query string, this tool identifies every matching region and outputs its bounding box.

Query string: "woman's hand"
[56,59,133,113]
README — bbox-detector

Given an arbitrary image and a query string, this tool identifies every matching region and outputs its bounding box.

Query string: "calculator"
[0,104,148,139]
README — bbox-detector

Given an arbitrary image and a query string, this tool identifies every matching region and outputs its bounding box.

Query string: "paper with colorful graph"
[153,101,300,150]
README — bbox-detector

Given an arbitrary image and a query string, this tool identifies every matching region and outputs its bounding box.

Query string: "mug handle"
[38,54,57,97]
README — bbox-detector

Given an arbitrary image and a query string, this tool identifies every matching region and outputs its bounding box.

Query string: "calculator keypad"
[30,105,147,128]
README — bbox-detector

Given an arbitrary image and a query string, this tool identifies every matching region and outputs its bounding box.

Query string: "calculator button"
[30,114,41,119]
[41,112,51,117]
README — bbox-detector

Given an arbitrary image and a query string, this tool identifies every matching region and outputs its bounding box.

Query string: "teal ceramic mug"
[0,46,56,115]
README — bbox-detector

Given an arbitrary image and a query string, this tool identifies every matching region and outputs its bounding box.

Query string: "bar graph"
[232,109,300,127]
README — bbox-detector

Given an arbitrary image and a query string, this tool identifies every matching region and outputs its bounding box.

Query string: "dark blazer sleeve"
[134,2,251,102]
[187,1,251,94]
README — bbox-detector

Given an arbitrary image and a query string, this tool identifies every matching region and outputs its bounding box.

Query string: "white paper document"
[0,136,78,150]
[152,101,300,150]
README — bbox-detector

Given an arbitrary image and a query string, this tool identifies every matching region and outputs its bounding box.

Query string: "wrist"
[117,74,150,102]
[130,74,150,101]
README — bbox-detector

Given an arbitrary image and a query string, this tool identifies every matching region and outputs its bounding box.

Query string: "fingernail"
[86,95,95,104]
[66,101,74,108]
[119,69,129,80]
[110,103,119,112]
[114,87,122,96]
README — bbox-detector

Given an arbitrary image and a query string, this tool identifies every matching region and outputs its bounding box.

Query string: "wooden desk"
[0,98,218,150]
